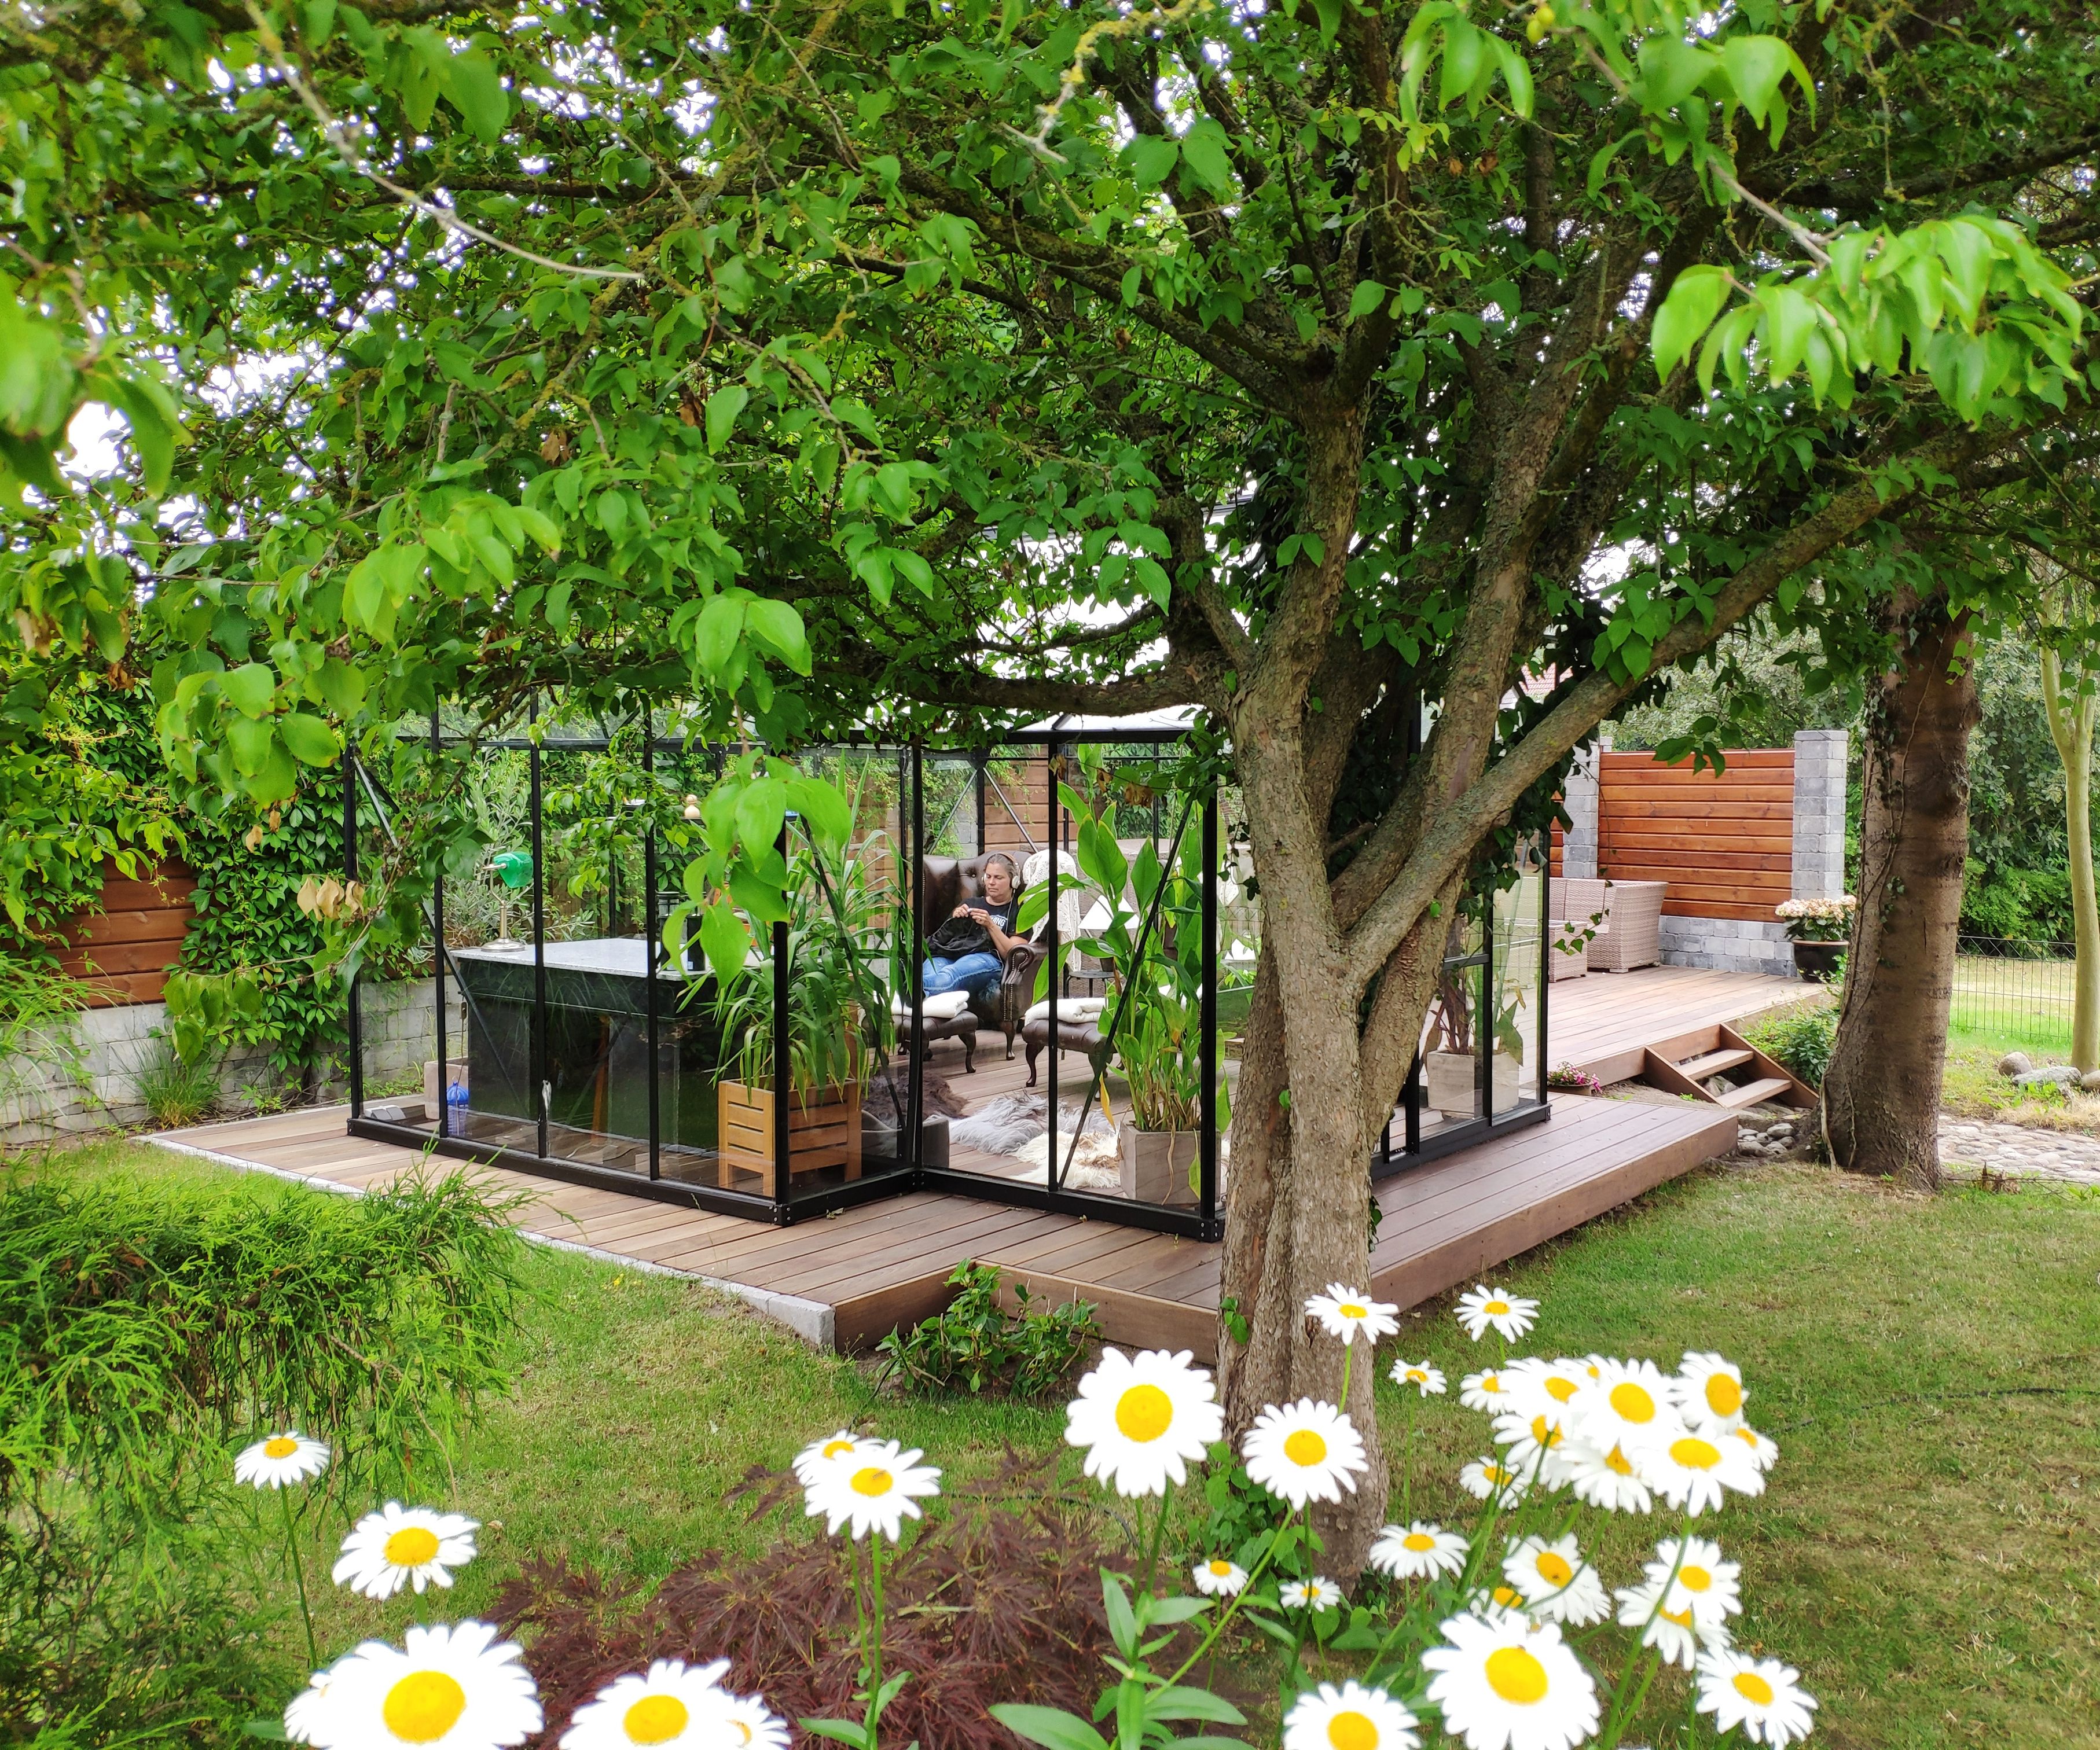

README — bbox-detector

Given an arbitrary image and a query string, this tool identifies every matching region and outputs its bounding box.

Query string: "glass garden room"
[344,709,1551,1237]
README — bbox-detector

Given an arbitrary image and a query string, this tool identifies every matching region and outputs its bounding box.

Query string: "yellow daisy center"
[1115,1384,1174,1443]
[1481,1374,1502,1392]
[1326,1711,1378,1750]
[1733,1428,1761,1448]
[381,1671,467,1744]
[1544,1377,1579,1403]
[1488,1464,1515,1486]
[1529,1416,1563,1448]
[384,1526,442,1568]
[1492,1586,1523,1607]
[1609,1383,1657,1422]
[850,1466,893,1497]
[730,1724,752,1745]
[1670,1437,1723,1472]
[1681,1565,1712,1593]
[1407,1369,1426,1383]
[1284,1428,1328,1467]
[1732,1671,1776,1706]
[821,1438,856,1459]
[1209,1560,1235,1576]
[1605,1445,1636,1476]
[1705,1374,1744,1417]
[1484,1300,1510,1316]
[1339,1302,1368,1319]
[264,1437,299,1459]
[1534,1552,1574,1587]
[1662,1606,1695,1630]
[623,1696,689,1745]
[1484,1646,1549,1705]
[1403,1533,1435,1553]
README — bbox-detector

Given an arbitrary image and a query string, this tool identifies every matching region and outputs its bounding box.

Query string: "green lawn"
[35,1142,2100,1749]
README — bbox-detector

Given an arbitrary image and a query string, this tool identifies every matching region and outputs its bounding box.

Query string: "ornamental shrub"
[1746,1002,1840,1089]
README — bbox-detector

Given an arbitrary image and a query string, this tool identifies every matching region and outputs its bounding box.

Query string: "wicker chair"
[1550,877,1666,973]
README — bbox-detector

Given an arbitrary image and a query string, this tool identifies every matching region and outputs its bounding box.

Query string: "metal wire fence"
[1952,936,2078,1050]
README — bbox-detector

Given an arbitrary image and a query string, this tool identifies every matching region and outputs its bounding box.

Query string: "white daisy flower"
[1455,1286,1538,1344]
[1561,1438,1654,1514]
[1695,1650,1819,1747]
[1614,1579,1731,1670]
[1569,1359,1681,1452]
[1491,1411,1577,1489]
[792,1431,868,1486]
[1727,1423,1782,1473]
[1064,1347,1224,1498]
[1470,1584,1539,1627]
[285,1620,541,1749]
[1501,1358,1588,1422]
[803,1438,941,1541]
[1676,1352,1750,1432]
[1501,1536,1609,1627]
[1389,1359,1447,1396]
[1422,1612,1599,1750]
[1459,1369,1516,1413]
[1283,1679,1421,1750]
[1192,1557,1247,1597]
[1280,1576,1345,1612]
[1645,1536,1742,1633]
[561,1658,786,1750]
[1242,1399,1370,1508]
[1306,1285,1401,1347]
[1458,1456,1528,1508]
[333,1503,479,1600]
[1368,1521,1467,1582]
[1627,1425,1763,1516]
[236,1431,331,1490]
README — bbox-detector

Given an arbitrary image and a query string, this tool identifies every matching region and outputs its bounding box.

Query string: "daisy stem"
[1339,1342,1353,1409]
[1400,1394,1414,1524]
[1161,1507,1296,1690]
[278,1486,318,1671]
[1143,1479,1174,1595]
[865,1534,887,1747]
[1598,1650,1661,1750]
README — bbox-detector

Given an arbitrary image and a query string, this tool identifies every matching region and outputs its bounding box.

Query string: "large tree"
[5,0,2097,1562]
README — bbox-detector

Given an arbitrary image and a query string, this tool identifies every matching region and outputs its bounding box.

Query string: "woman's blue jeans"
[921,951,1003,999]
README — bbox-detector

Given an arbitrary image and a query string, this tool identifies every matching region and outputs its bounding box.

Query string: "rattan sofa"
[1549,877,1666,973]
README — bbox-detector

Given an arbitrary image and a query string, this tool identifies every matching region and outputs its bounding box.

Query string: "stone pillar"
[1561,741,1601,880]
[1791,729,1849,900]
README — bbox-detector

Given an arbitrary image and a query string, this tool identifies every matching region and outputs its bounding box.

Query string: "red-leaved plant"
[491,1454,1118,1750]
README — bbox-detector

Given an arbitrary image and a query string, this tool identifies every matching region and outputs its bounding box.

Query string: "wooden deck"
[1548,963,1806,1085]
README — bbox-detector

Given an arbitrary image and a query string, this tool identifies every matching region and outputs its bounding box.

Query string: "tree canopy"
[5,0,2098,1553]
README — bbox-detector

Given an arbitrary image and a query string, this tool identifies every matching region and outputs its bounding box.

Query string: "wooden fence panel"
[54,859,197,1005]
[1551,751,1794,923]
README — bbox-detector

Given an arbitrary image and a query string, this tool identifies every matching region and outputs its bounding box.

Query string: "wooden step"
[1714,1077,1795,1109]
[1676,1047,1754,1079]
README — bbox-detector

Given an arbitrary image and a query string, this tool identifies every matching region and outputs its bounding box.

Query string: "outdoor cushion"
[893,988,971,1020]
[1022,995,1107,1024]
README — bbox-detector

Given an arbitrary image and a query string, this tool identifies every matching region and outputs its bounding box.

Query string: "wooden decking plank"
[760,1204,1075,1296]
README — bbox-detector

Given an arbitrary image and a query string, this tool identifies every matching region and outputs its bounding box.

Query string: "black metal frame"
[344,712,1548,1239]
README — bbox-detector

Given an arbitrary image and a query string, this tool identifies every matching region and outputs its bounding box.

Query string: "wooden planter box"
[718,1078,862,1197]
[1118,1122,1199,1207]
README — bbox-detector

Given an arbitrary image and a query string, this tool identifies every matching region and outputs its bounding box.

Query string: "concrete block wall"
[356,979,457,1098]
[0,977,444,1146]
[1561,743,1602,880]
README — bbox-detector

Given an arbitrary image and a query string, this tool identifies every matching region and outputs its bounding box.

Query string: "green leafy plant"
[873,1262,1100,1398]
[1746,1001,1842,1089]
[132,1027,223,1129]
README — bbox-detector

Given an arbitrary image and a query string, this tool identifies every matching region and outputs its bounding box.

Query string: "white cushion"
[892,988,972,1020]
[1022,996,1107,1024]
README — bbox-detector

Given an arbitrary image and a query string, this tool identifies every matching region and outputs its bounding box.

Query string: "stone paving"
[1937,1116,2100,1185]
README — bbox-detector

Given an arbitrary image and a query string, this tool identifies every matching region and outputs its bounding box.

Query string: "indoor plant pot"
[1792,940,1845,981]
[1425,1049,1521,1118]
[718,1075,863,1196]
[1118,1122,1199,1206]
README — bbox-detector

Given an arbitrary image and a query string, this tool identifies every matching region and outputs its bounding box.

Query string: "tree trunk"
[2040,647,2099,1074]
[1824,589,1980,1189]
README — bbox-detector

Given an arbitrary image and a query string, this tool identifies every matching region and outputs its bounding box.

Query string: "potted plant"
[1776,896,1855,981]
[711,840,894,1195]
[1421,962,1525,1119]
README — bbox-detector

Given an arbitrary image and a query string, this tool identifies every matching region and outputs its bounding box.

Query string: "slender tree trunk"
[2040,648,2099,1074]
[1824,589,1980,1189]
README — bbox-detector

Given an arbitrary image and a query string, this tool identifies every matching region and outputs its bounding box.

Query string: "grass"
[25,1142,2100,1749]
[1939,1036,2100,1134]
[1948,954,2076,1056]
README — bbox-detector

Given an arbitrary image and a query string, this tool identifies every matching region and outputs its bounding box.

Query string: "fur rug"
[864,1065,967,1129]
[1009,1126,1123,1190]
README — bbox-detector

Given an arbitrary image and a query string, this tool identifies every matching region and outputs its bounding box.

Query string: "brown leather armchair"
[919,854,1046,1058]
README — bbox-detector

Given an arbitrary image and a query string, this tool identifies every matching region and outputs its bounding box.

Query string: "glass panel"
[445,740,541,1157]
[1421,911,1486,1133]
[1491,838,1544,1116]
[352,774,445,1133]
[650,737,731,1189]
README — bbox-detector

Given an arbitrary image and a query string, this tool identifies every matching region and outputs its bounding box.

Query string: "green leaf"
[1719,36,1805,133]
[1651,264,1732,380]
[1635,36,1710,113]
[989,1706,1110,1750]
[317,656,366,719]
[1177,119,1236,198]
[706,383,750,454]
[1148,1686,1244,1725]
[692,593,746,675]
[443,50,509,144]
[221,663,277,718]
[699,896,755,986]
[744,597,812,673]
[735,775,788,854]
[787,775,853,851]
[277,711,340,766]
[1124,134,1180,189]
[1760,284,1816,383]
[1346,280,1390,322]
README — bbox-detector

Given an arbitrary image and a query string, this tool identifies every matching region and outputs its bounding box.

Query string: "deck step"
[1714,1077,1796,1109]
[1676,1047,1754,1079]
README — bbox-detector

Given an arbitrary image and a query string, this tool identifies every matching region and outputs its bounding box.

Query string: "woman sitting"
[921,853,1022,1002]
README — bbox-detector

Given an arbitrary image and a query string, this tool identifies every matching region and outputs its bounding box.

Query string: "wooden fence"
[1553,749,1794,922]
[55,859,197,1005]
